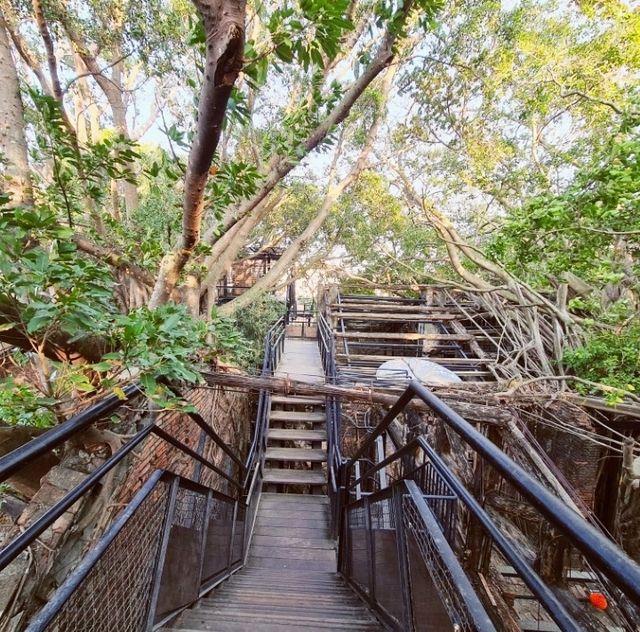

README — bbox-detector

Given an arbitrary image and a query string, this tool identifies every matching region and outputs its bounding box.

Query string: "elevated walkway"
[4,311,640,632]
[163,338,384,630]
[163,494,382,631]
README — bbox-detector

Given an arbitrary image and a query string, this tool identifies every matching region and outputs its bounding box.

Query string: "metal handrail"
[26,469,166,631]
[0,383,142,484]
[406,380,640,605]
[337,378,640,631]
[1,314,288,630]
[0,424,155,571]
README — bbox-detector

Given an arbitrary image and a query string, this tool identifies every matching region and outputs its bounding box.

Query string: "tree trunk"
[201,370,514,426]
[163,1,415,308]
[0,15,33,206]
[148,0,246,308]
[219,66,396,316]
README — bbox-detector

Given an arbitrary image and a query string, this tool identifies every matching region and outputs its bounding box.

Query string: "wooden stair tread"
[265,447,326,462]
[263,468,326,485]
[261,492,328,504]
[180,610,378,626]
[268,428,326,441]
[271,395,325,406]
[269,410,325,422]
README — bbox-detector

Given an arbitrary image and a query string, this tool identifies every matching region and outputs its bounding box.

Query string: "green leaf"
[112,386,128,400]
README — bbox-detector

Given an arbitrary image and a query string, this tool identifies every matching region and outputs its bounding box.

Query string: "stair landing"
[164,494,383,631]
[275,338,325,384]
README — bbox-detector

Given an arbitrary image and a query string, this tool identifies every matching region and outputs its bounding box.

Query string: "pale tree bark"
[148,0,246,308]
[393,164,579,334]
[59,13,140,213]
[218,66,396,316]
[71,51,102,142]
[0,2,51,96]
[155,0,417,310]
[0,14,32,206]
[32,0,62,102]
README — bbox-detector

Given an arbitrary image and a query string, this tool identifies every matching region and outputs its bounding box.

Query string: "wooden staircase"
[263,396,327,490]
[160,340,384,631]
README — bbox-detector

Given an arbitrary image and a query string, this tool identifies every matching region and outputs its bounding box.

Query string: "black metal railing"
[332,379,640,631]
[317,312,346,537]
[0,316,287,631]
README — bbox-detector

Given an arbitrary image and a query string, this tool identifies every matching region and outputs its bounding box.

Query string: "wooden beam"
[335,331,471,341]
[335,353,496,365]
[330,311,461,321]
[330,303,472,314]
[200,371,513,425]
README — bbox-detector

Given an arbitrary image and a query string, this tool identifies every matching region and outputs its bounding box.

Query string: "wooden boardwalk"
[165,494,383,631]
[275,338,325,384]
[164,337,383,631]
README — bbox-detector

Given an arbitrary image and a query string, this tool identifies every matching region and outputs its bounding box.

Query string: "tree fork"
[149,0,246,308]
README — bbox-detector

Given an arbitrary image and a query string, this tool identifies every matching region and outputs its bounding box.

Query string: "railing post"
[393,485,414,632]
[228,500,240,568]
[196,490,214,591]
[364,496,376,604]
[336,463,349,571]
[145,475,179,632]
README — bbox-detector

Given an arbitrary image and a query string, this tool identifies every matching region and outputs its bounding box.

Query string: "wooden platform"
[275,338,325,384]
[164,494,383,631]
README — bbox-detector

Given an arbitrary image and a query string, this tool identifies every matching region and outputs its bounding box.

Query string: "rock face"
[376,358,463,385]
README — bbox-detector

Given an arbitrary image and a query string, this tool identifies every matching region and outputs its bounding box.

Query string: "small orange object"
[589,592,608,610]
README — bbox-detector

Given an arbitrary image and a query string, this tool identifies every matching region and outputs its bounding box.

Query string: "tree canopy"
[0,0,639,418]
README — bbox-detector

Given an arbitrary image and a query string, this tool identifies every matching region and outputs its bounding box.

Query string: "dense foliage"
[0,0,638,422]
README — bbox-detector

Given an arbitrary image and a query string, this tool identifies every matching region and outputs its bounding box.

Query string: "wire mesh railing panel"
[44,480,168,632]
[411,461,457,540]
[156,485,209,618]
[201,498,235,584]
[346,503,371,595]
[403,493,479,632]
[369,494,404,626]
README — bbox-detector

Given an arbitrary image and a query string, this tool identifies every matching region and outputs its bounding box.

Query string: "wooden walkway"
[164,336,383,631]
[275,338,325,384]
[165,494,383,631]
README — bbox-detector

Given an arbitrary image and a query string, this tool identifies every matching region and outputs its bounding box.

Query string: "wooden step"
[193,608,368,625]
[260,492,329,504]
[172,613,380,631]
[249,546,335,562]
[271,395,325,406]
[265,447,326,462]
[166,623,379,632]
[269,410,325,423]
[335,331,471,341]
[247,557,335,571]
[263,468,326,485]
[268,428,327,441]
[194,603,367,618]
